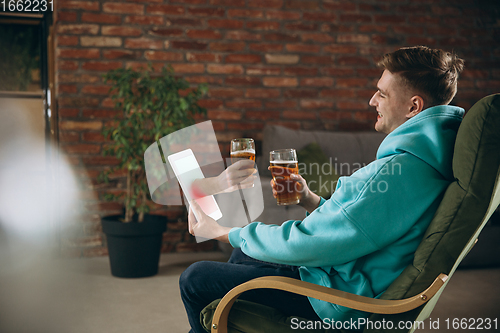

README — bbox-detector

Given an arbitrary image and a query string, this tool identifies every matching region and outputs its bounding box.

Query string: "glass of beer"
[269,149,300,205]
[230,138,255,163]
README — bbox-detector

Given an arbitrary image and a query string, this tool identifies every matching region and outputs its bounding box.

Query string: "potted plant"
[99,65,207,278]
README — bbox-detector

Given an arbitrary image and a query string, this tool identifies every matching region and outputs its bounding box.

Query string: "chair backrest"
[365,94,500,333]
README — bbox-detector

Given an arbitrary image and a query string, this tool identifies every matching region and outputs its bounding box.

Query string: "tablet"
[167,149,223,220]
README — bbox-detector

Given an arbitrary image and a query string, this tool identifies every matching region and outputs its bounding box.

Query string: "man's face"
[369,70,414,134]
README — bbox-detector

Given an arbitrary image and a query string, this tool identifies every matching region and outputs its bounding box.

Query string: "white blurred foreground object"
[0,100,90,332]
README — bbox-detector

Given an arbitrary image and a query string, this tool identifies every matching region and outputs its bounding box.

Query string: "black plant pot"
[101,214,167,278]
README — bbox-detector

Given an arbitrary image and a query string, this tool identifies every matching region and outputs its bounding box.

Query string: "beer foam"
[270,160,298,164]
[231,149,255,155]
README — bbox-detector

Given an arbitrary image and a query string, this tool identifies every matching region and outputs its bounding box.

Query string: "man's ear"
[406,95,424,118]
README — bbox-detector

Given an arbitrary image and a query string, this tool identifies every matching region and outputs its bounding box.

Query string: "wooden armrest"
[211,273,448,333]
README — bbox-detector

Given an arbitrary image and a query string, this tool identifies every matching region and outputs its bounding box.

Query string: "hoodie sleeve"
[229,154,448,268]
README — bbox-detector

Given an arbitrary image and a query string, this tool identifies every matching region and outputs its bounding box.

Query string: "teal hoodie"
[229,105,464,323]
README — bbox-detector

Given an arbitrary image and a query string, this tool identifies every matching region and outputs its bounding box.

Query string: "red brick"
[172,0,206,4]
[336,78,368,87]
[245,21,279,31]
[62,144,101,154]
[300,99,334,109]
[263,77,298,87]
[209,42,245,52]
[209,88,244,98]
[319,111,353,120]
[125,38,163,49]
[286,44,321,53]
[144,51,183,61]
[82,61,122,71]
[82,109,122,119]
[81,13,121,24]
[225,54,262,64]
[103,50,139,60]
[226,99,262,109]
[374,15,406,24]
[337,34,371,44]
[320,89,356,98]
[186,53,222,62]
[57,24,99,35]
[59,84,78,94]
[147,27,183,37]
[167,18,203,27]
[228,9,263,18]
[265,100,296,108]
[225,77,261,86]
[59,108,80,117]
[207,64,243,74]
[248,0,283,9]
[58,48,100,59]
[340,14,372,23]
[187,7,225,16]
[171,40,208,50]
[406,37,437,46]
[207,110,242,120]
[284,89,318,98]
[59,1,100,11]
[209,0,245,6]
[246,66,281,75]
[339,122,373,131]
[249,43,283,52]
[356,68,381,78]
[57,35,79,46]
[101,26,142,36]
[186,76,223,84]
[59,96,101,107]
[321,67,355,77]
[303,13,336,21]
[103,2,144,14]
[338,101,369,110]
[264,32,300,43]
[337,56,370,66]
[171,63,205,74]
[284,23,317,31]
[81,85,111,95]
[439,37,469,48]
[82,156,120,166]
[57,11,78,22]
[226,31,262,41]
[324,45,357,54]
[301,77,334,87]
[80,36,122,47]
[323,1,356,11]
[207,19,243,29]
[266,10,301,20]
[358,25,388,33]
[285,0,318,10]
[301,33,334,43]
[146,4,184,15]
[100,97,116,108]
[60,120,102,131]
[58,73,101,83]
[198,99,223,109]
[227,122,264,131]
[246,110,280,120]
[125,15,164,25]
[283,110,317,120]
[60,131,80,142]
[301,55,334,65]
[245,88,280,98]
[186,29,222,39]
[284,67,318,76]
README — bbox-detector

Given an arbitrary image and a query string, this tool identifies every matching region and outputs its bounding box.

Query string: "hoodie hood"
[376,105,464,180]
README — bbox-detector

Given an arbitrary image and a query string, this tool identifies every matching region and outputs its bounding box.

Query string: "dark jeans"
[179,248,321,333]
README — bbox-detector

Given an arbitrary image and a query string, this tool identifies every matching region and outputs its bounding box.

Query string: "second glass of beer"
[230,138,255,163]
[269,149,300,205]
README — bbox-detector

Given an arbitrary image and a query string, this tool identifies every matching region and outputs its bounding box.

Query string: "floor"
[0,250,499,333]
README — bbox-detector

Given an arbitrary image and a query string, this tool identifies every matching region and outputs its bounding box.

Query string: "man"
[180,46,465,332]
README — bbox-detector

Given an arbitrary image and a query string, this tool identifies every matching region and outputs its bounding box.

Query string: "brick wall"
[54,0,500,257]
